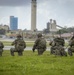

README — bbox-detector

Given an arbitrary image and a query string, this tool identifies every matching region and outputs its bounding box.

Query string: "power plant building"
[47,19,57,32]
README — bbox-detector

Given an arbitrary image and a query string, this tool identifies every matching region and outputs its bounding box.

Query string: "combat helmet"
[37,33,42,38]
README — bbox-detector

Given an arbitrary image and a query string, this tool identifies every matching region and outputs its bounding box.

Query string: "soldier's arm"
[32,39,40,52]
[11,40,17,45]
[34,39,40,47]
[32,45,36,52]
[11,41,15,45]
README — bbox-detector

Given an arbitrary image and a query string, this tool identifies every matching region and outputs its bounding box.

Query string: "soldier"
[32,33,47,55]
[49,40,56,55]
[68,36,74,56]
[0,41,4,56]
[10,34,26,56]
[49,36,67,56]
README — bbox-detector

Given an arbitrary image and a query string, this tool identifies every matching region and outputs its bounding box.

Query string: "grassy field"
[0,50,74,75]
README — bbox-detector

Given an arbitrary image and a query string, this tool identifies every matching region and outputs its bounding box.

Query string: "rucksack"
[17,39,24,46]
[16,39,26,49]
[38,38,46,48]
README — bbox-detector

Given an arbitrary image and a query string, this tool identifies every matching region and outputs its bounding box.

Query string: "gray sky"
[0,0,74,30]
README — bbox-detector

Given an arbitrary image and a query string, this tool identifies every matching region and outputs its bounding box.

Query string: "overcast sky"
[0,0,74,30]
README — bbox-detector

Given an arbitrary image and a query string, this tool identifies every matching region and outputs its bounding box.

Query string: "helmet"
[17,34,22,38]
[37,33,42,37]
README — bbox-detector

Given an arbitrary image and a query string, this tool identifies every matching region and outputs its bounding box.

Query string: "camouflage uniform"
[49,37,67,56]
[10,34,26,56]
[68,36,74,56]
[32,33,47,55]
[49,41,56,54]
[0,41,4,56]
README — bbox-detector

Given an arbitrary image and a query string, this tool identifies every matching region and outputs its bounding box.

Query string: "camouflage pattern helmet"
[37,33,42,37]
[17,34,22,38]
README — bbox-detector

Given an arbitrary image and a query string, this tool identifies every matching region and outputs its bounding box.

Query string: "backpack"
[38,38,46,48]
[16,39,26,50]
[17,39,24,46]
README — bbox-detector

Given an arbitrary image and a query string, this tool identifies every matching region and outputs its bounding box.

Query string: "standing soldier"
[68,35,74,56]
[10,34,26,56]
[32,33,47,55]
[0,41,4,56]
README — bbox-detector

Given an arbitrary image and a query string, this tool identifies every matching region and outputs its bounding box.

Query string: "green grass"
[0,50,74,75]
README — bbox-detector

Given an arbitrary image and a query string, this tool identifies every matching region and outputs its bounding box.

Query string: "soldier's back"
[38,37,46,49]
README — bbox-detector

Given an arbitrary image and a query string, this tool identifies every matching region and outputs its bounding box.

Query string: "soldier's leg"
[63,49,67,56]
[68,48,73,56]
[17,46,24,56]
[53,46,60,56]
[54,49,60,56]
[50,47,53,54]
[60,47,67,56]
[18,51,23,56]
[38,49,43,55]
[10,48,15,56]
[42,49,45,54]
[50,46,55,54]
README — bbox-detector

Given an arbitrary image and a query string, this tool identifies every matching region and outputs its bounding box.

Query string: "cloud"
[0,0,74,7]
[57,0,74,4]
[0,0,74,30]
[0,0,30,6]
